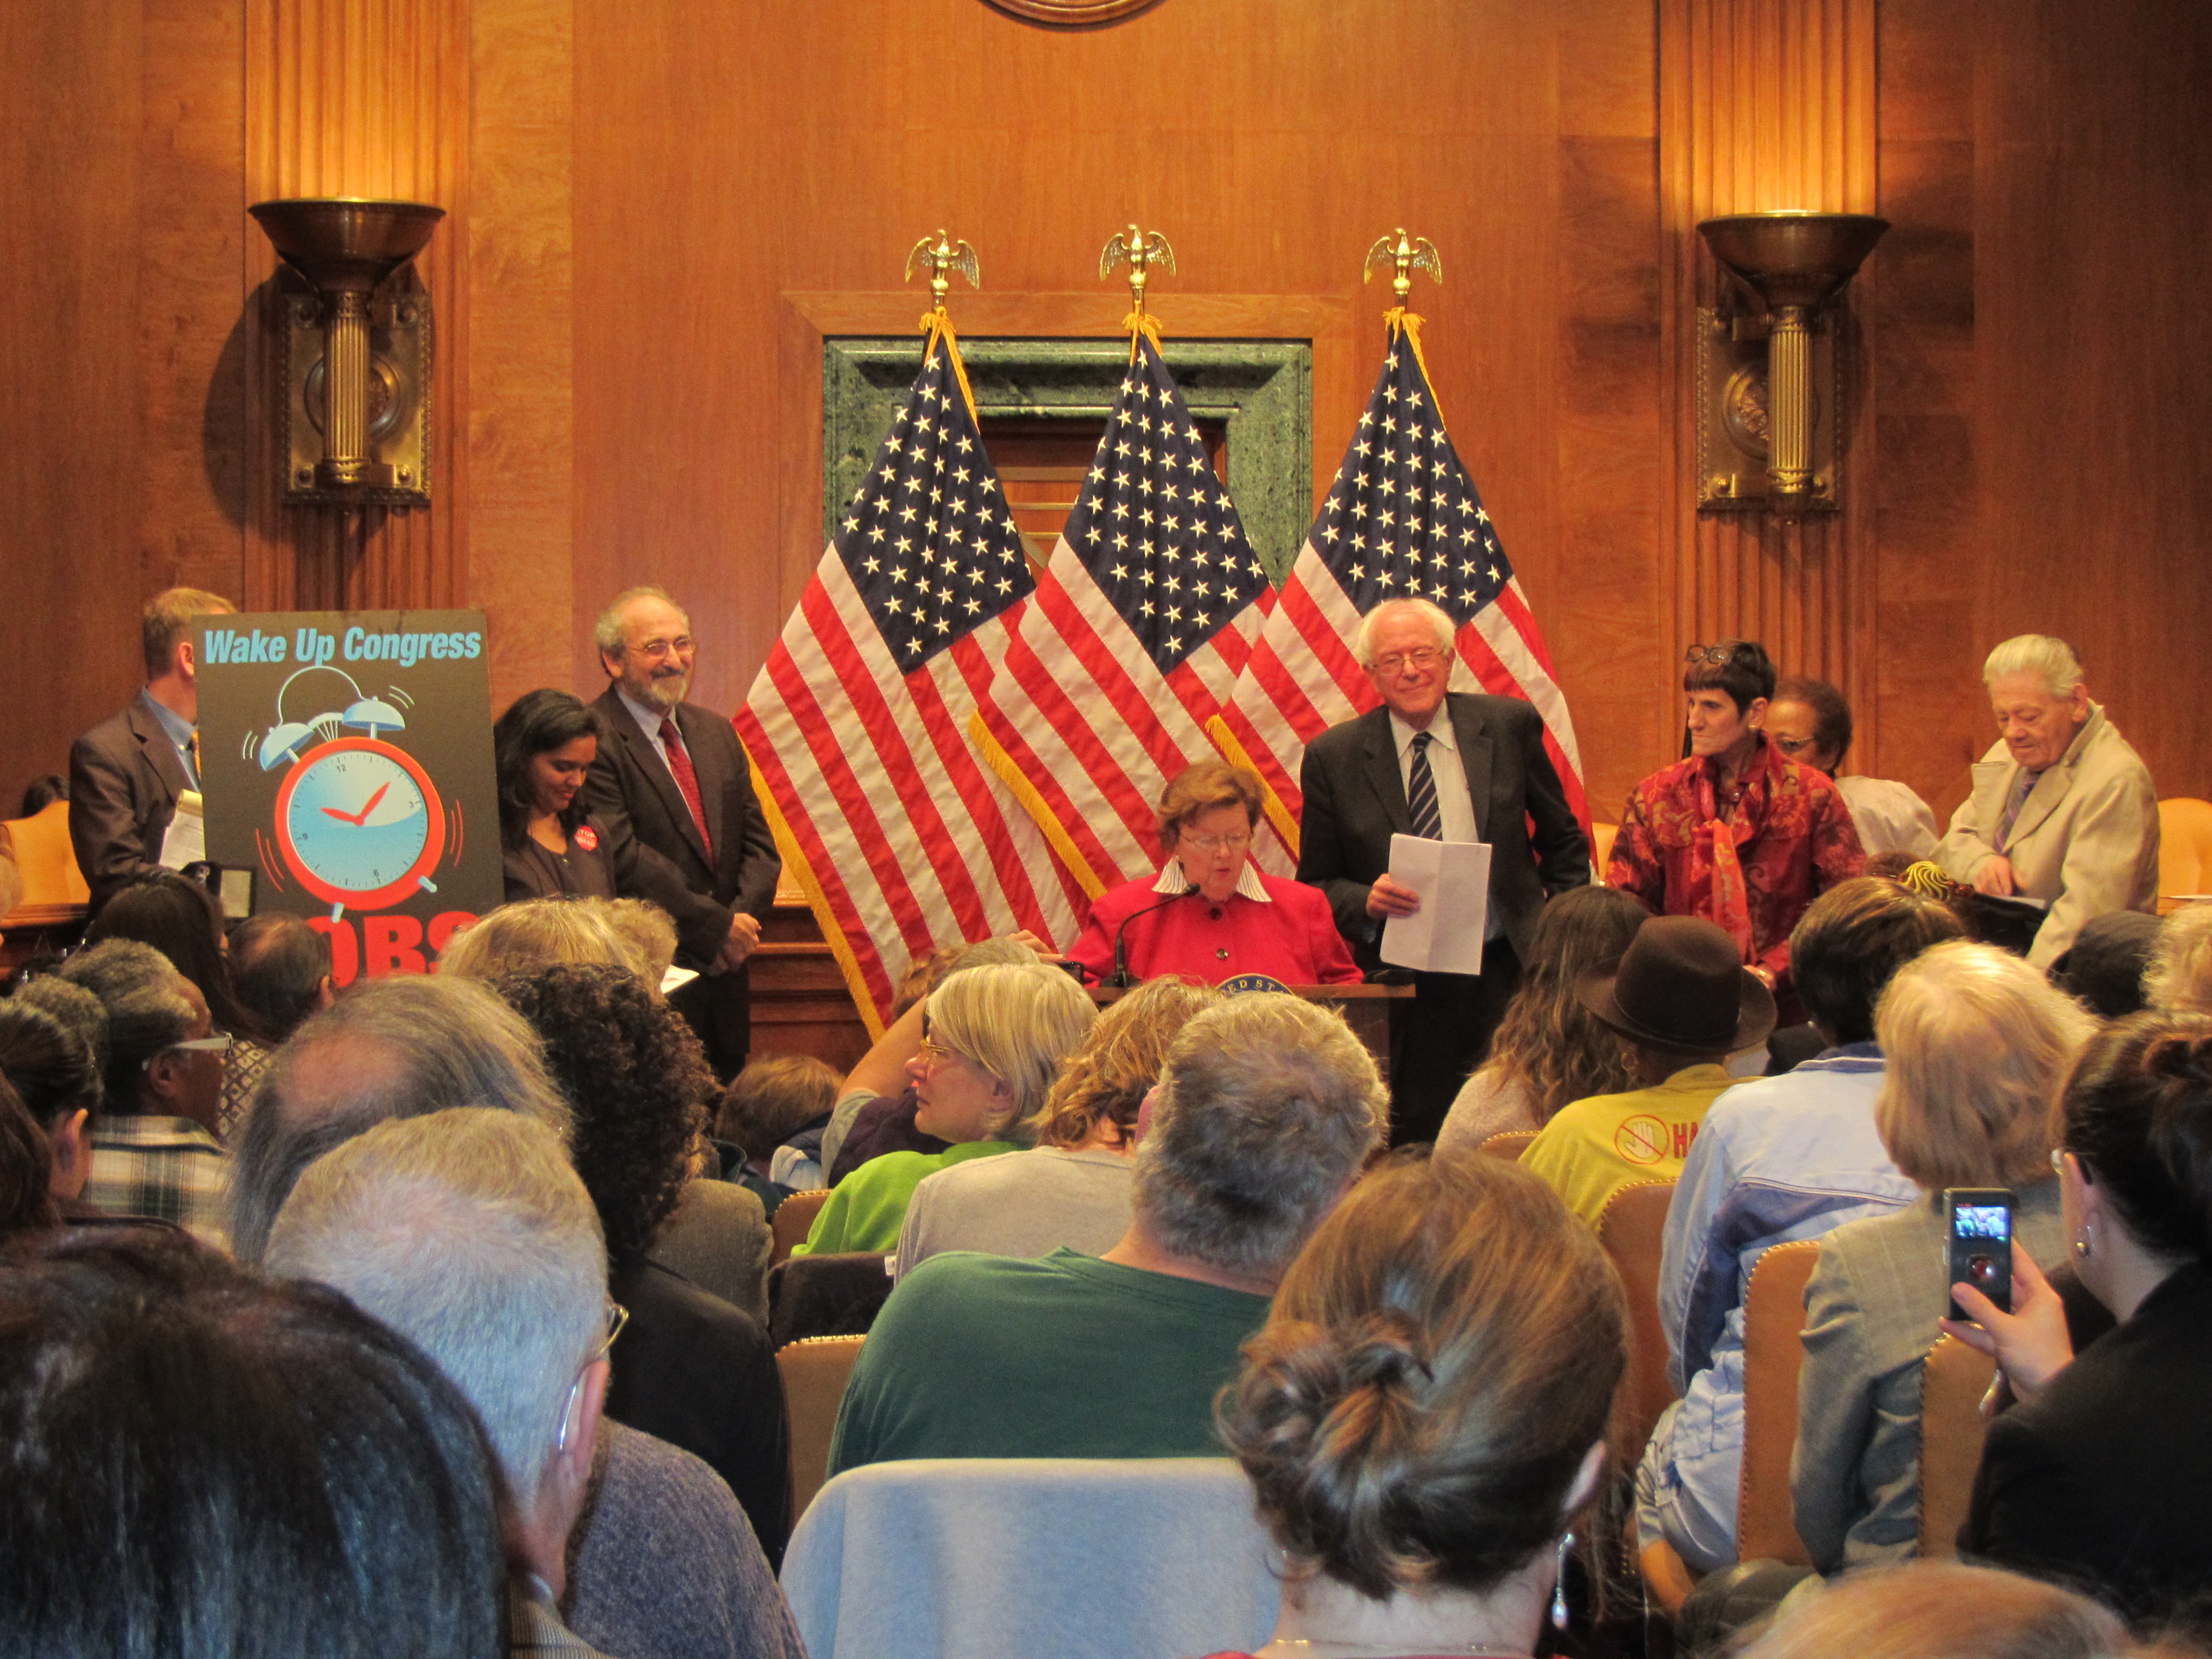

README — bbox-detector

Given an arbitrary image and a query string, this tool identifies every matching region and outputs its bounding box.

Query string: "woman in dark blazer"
[495,689,632,902]
[1948,1010,2212,1627]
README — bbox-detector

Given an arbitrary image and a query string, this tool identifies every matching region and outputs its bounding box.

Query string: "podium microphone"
[1110,884,1198,988]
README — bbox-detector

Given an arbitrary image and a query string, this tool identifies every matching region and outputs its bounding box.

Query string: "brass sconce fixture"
[1695,211,1888,514]
[249,198,444,509]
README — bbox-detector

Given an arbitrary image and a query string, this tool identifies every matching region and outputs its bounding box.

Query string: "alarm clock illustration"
[253,668,447,920]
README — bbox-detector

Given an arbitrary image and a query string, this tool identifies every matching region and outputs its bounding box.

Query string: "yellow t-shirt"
[1519,1062,1735,1228]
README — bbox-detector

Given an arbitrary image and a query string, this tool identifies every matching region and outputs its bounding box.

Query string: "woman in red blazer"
[1068,761,1361,989]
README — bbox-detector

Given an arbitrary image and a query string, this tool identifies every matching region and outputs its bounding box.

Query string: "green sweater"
[828,1247,1272,1474]
[791,1140,1016,1258]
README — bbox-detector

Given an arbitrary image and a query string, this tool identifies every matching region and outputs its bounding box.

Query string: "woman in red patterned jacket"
[1607,640,1865,1025]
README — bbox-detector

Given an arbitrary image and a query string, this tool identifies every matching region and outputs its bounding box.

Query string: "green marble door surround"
[822,337,1313,581]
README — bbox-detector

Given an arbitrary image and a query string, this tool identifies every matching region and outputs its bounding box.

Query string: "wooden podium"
[749,871,1415,1074]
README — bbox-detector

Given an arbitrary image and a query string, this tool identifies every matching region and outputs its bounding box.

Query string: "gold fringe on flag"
[746,754,888,1039]
[967,709,1110,900]
[1204,714,1301,859]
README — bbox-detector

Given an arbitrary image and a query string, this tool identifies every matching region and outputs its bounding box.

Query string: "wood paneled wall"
[1660,0,1879,736]
[3,0,2208,843]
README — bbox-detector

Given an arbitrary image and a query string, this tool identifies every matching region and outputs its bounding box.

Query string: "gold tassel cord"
[1122,309,1164,360]
[921,310,983,427]
[1379,306,1450,431]
[967,710,1110,901]
[1204,714,1301,859]
[746,754,888,1039]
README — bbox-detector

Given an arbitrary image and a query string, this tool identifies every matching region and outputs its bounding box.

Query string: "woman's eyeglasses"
[1183,831,1252,854]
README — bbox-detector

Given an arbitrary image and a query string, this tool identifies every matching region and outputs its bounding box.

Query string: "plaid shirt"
[84,1117,230,1252]
[218,1037,276,1142]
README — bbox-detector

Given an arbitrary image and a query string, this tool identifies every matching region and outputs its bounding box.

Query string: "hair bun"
[1337,1310,1433,1393]
[2148,1033,2212,1091]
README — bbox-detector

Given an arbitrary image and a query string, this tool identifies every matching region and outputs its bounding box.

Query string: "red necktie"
[658,717,714,861]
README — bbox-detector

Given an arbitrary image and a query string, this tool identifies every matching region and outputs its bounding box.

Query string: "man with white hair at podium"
[1934,634,2159,969]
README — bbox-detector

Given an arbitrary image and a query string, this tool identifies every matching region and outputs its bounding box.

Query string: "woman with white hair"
[2144,903,2212,1016]
[1790,940,2096,1571]
[792,962,1096,1258]
[1932,634,2159,969]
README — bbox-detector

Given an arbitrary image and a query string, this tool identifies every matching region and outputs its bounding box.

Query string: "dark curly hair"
[491,964,714,1260]
[1217,1156,1623,1601]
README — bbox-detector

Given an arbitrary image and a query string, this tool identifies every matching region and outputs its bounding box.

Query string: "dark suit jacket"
[69,697,195,914]
[1962,1260,2212,1626]
[583,688,779,967]
[606,1254,793,1568]
[1295,692,1590,968]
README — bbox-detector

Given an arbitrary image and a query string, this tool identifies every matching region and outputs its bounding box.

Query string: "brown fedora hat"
[1577,914,1778,1055]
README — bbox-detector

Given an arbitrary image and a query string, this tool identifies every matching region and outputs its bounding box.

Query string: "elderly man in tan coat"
[1935,634,2159,968]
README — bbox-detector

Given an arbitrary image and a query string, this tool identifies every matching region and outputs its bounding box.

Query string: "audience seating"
[2157,797,2212,913]
[1478,1128,1538,1161]
[1638,1237,1820,1618]
[781,1457,1281,1659]
[1734,1239,1820,1565]
[1917,1333,1996,1559]
[1595,1179,1678,1456]
[778,1334,866,1520]
[0,800,90,925]
[771,1187,832,1265]
[768,1252,896,1346]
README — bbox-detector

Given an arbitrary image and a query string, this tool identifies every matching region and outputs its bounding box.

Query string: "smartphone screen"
[1944,1187,2015,1320]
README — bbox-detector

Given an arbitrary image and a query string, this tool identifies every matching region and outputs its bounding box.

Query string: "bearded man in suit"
[1296,597,1591,1144]
[583,586,779,1079]
[69,587,236,916]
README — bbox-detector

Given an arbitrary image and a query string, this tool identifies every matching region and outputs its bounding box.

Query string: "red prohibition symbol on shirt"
[1616,1114,1678,1165]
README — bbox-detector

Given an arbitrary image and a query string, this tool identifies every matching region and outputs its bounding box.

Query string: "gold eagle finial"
[1099,223,1176,324]
[905,230,980,317]
[1363,229,1443,303]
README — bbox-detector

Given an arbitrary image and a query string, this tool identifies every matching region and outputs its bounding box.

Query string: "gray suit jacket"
[69,697,195,914]
[1791,1182,2065,1572]
[1295,691,1589,968]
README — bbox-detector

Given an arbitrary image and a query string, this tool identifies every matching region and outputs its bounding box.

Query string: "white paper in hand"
[1381,833,1493,976]
[159,789,206,871]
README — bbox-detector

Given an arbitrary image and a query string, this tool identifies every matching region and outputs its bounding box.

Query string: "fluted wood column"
[243,0,470,612]
[1659,0,1878,739]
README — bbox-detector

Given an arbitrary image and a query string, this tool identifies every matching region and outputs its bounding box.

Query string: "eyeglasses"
[1769,734,1817,757]
[631,635,694,660]
[141,1033,233,1071]
[1684,642,1745,666]
[1370,648,1444,675]
[557,1301,630,1454]
[917,1037,963,1071]
[1183,831,1252,854]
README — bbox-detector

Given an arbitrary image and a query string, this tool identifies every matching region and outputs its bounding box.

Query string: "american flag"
[1215,319,1589,856]
[737,326,1081,1028]
[970,335,1273,896]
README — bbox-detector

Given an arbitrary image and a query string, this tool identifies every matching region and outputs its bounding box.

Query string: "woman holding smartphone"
[1789,942,2094,1574]
[1945,1011,2212,1626]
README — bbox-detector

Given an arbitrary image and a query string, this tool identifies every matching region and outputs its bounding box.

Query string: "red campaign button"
[574,825,600,852]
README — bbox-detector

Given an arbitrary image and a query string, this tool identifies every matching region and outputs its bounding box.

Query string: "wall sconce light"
[1695,211,1888,514]
[249,198,444,510]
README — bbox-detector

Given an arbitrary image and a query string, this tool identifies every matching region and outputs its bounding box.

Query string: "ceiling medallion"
[982,0,1164,25]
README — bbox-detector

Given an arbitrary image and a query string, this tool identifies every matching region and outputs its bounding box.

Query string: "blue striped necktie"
[1407,731,1443,840]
